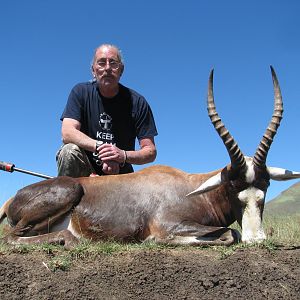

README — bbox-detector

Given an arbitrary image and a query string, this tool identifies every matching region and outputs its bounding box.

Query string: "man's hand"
[96,137,156,171]
[96,144,126,175]
[101,161,120,175]
[97,143,126,164]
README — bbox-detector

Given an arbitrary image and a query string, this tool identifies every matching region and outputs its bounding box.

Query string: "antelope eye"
[230,181,249,192]
[253,180,270,191]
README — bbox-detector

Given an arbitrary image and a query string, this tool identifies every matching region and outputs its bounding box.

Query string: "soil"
[0,246,299,300]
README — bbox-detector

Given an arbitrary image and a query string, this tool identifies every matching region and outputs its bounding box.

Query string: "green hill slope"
[265,181,300,216]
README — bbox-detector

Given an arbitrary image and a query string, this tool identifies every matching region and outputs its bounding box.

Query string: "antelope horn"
[207,69,247,172]
[253,66,283,168]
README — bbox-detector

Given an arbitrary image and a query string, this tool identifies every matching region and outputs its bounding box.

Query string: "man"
[57,44,158,177]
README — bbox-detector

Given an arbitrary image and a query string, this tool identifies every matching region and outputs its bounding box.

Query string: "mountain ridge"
[265,181,300,216]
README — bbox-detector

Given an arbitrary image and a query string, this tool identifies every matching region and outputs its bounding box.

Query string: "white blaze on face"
[245,157,256,183]
[239,157,266,243]
[238,188,266,243]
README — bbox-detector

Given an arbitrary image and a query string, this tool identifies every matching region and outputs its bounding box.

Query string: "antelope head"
[188,66,300,243]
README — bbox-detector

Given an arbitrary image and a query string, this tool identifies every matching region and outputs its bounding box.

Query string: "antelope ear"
[186,172,222,197]
[268,166,300,181]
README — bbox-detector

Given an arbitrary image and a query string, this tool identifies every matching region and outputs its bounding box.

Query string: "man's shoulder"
[72,81,96,92]
[119,84,146,103]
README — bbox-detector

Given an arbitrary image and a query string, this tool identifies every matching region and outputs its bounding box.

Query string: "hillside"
[265,181,300,216]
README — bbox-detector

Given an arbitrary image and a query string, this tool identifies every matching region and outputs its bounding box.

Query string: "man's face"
[92,46,123,88]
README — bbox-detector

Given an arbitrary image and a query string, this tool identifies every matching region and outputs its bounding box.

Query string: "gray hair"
[91,44,124,65]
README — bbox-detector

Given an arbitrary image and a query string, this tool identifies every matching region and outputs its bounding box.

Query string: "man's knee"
[57,143,82,160]
[56,143,93,177]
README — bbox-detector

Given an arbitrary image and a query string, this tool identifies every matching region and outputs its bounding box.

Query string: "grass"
[229,214,300,245]
[0,214,299,271]
[263,214,300,245]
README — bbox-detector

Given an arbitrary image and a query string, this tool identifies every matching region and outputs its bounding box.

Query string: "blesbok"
[1,66,299,247]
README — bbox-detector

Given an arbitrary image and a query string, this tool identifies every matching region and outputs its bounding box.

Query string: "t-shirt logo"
[94,112,115,166]
[96,112,115,144]
[99,113,112,130]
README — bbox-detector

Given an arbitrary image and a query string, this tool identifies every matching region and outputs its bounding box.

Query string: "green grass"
[0,214,299,271]
[263,214,300,245]
[229,214,300,245]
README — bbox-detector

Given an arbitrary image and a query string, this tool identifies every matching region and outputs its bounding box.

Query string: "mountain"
[265,181,300,216]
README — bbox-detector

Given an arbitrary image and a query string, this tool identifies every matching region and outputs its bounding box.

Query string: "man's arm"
[61,118,97,153]
[62,118,121,175]
[126,137,157,165]
[98,137,157,165]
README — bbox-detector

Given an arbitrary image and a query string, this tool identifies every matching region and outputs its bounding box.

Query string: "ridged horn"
[253,66,283,168]
[207,69,247,171]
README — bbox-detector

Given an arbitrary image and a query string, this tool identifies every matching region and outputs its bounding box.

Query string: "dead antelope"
[1,66,299,247]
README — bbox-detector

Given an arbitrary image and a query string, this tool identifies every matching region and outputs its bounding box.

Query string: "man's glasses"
[95,59,121,70]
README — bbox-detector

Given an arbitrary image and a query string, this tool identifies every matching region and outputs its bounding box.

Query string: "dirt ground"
[0,246,299,300]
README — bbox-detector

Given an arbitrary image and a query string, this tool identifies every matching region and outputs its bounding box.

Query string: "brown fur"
[0,165,239,247]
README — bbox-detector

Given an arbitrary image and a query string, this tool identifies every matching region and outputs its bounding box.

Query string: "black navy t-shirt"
[60,81,158,174]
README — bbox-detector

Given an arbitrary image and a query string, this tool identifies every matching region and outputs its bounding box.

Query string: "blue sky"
[0,0,299,206]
